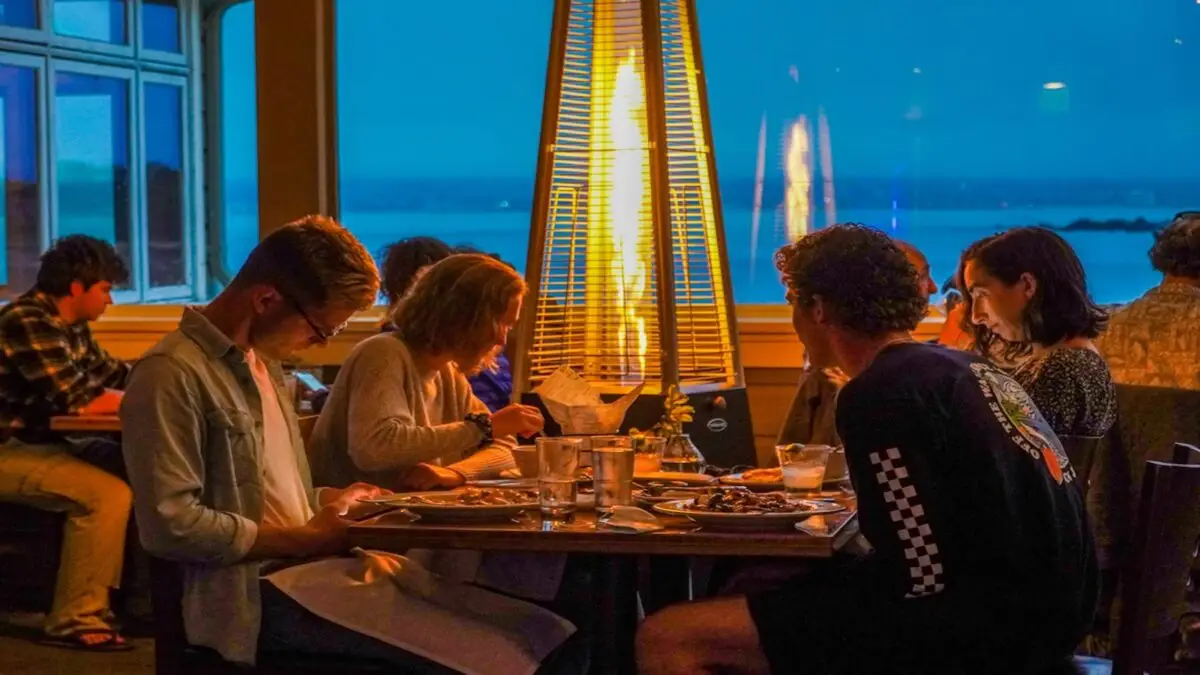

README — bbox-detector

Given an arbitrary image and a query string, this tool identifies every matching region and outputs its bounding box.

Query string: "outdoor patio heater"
[511,0,755,468]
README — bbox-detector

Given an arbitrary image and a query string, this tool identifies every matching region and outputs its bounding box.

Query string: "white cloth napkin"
[264,549,576,675]
[598,505,664,534]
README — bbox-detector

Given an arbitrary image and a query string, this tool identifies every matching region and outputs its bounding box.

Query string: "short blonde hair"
[395,254,526,357]
[233,215,379,311]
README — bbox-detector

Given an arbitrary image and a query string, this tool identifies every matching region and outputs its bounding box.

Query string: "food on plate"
[400,488,537,506]
[735,467,782,483]
[684,488,815,514]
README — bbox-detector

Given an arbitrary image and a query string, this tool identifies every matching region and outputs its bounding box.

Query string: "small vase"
[661,434,706,474]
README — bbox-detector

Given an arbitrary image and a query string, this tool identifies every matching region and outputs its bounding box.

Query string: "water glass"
[776,444,833,496]
[633,436,665,474]
[538,437,583,519]
[592,436,634,511]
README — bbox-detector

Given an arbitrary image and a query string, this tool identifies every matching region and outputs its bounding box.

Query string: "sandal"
[39,629,135,652]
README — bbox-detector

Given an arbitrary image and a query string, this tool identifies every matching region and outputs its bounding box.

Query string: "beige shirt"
[309,332,515,489]
[1097,280,1200,390]
[248,350,313,527]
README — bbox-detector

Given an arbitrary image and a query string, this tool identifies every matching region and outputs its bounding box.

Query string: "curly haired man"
[636,224,1097,675]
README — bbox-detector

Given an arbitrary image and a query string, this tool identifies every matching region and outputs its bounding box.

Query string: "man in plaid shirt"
[0,235,135,651]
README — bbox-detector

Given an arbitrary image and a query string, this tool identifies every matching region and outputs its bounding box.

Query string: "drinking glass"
[591,435,634,512]
[537,437,583,519]
[633,436,665,474]
[775,444,833,496]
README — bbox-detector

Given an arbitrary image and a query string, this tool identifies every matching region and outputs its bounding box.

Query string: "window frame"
[0,0,202,303]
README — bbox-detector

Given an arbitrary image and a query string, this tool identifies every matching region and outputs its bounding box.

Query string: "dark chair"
[1061,435,1104,498]
[0,503,63,612]
[148,557,388,674]
[1076,455,1200,674]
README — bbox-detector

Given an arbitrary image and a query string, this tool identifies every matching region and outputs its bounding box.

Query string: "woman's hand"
[399,463,465,491]
[490,404,545,438]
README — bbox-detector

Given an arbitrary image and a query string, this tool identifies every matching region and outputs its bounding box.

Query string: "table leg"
[592,555,638,675]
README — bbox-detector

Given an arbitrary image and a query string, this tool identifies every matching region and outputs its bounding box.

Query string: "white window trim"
[140,0,188,66]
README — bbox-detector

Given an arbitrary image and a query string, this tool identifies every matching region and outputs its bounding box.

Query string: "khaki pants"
[0,439,131,636]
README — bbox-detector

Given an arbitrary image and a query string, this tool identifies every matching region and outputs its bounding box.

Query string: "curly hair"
[233,215,379,312]
[775,224,927,337]
[380,236,454,307]
[35,235,130,297]
[957,227,1107,359]
[1148,212,1200,278]
[394,254,526,360]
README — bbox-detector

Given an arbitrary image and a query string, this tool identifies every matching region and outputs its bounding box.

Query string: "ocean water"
[221,204,1175,305]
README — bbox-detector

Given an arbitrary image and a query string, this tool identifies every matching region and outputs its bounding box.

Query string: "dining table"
[349,490,859,675]
[49,414,122,433]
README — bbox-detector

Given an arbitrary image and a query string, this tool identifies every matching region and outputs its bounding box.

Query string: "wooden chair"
[148,557,388,674]
[1076,454,1200,674]
[1062,435,1104,497]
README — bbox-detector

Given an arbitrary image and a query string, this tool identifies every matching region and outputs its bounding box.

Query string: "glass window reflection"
[54,0,126,45]
[145,82,185,287]
[142,0,180,53]
[0,0,38,29]
[54,71,132,285]
[0,64,40,298]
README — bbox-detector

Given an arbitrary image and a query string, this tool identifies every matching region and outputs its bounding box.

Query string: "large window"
[332,0,1199,306]
[0,0,199,302]
[209,0,255,287]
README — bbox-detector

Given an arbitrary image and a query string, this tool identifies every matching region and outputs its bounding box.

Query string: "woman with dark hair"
[378,236,454,323]
[958,227,1116,437]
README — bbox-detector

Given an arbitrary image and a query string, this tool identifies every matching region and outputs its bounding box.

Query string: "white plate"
[717,473,784,492]
[634,471,717,487]
[368,490,538,523]
[652,498,845,531]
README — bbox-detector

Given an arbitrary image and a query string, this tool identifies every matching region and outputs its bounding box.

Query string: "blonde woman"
[310,253,544,491]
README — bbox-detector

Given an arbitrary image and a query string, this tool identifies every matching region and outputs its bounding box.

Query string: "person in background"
[377,236,454,331]
[453,245,515,412]
[309,253,542,492]
[0,235,134,651]
[1096,211,1200,389]
[958,227,1116,438]
[637,224,1097,675]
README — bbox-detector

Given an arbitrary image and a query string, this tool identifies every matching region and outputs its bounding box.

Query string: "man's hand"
[303,505,353,557]
[399,463,465,491]
[491,404,545,438]
[82,389,123,415]
[321,482,393,515]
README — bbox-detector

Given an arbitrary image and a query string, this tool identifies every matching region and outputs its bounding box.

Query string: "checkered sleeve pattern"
[869,447,946,598]
[0,305,109,422]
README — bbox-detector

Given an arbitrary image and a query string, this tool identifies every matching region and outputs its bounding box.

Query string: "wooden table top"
[350,506,858,558]
[49,415,122,432]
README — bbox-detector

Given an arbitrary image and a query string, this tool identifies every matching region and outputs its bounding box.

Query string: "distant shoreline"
[1052,217,1163,233]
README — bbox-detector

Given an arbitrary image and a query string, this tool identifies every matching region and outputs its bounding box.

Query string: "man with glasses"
[120,216,395,666]
[1097,211,1200,389]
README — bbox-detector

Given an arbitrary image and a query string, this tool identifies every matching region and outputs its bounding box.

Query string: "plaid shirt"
[0,291,128,442]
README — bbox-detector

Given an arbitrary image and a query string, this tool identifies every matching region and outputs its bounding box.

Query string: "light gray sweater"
[309,332,515,489]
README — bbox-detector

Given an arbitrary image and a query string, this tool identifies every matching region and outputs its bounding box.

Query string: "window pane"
[0,65,40,300]
[54,71,132,284]
[696,1,1198,304]
[336,0,549,281]
[0,0,38,29]
[142,0,180,53]
[217,0,257,284]
[145,82,184,287]
[54,0,126,44]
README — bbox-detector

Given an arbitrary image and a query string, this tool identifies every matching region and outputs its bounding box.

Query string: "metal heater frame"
[511,0,756,468]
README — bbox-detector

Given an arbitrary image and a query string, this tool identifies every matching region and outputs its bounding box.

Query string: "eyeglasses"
[279,291,346,343]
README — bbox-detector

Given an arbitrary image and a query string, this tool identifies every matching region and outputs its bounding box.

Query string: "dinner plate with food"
[362,487,539,523]
[653,488,844,531]
[719,465,849,491]
[633,471,717,487]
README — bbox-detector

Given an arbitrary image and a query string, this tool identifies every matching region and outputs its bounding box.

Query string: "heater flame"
[593,48,650,381]
[784,117,813,241]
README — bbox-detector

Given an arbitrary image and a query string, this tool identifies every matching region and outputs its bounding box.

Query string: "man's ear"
[67,280,85,298]
[810,294,827,324]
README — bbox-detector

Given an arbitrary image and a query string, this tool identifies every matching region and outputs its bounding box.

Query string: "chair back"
[1061,434,1103,497]
[1173,442,1200,465]
[1112,459,1200,674]
[148,556,193,675]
